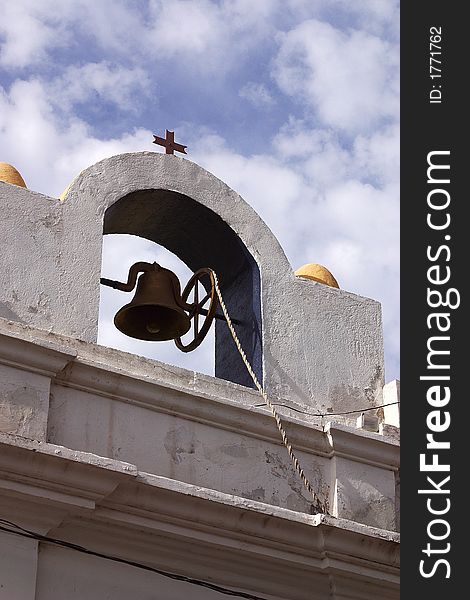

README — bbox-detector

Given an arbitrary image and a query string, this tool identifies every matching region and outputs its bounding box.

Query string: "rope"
[211,270,327,514]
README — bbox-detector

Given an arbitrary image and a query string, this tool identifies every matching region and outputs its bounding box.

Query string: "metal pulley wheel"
[175,268,217,352]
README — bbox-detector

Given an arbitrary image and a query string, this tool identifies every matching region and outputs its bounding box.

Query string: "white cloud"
[273,121,352,187]
[239,82,275,108]
[317,180,399,266]
[282,0,399,38]
[0,2,65,68]
[0,77,152,197]
[0,0,276,74]
[147,0,222,56]
[143,0,280,73]
[353,122,400,185]
[0,1,144,68]
[333,0,399,37]
[52,62,151,111]
[273,19,399,134]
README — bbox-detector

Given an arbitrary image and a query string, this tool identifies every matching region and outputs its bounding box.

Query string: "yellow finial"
[294,263,340,288]
[0,162,27,188]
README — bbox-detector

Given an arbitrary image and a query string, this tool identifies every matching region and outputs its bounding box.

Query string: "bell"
[114,264,191,341]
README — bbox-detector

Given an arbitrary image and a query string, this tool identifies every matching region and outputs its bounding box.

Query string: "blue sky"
[0,0,399,382]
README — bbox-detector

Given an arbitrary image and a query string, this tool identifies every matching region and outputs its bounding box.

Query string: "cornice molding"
[0,325,76,376]
[0,318,399,471]
[0,433,137,511]
[0,434,399,600]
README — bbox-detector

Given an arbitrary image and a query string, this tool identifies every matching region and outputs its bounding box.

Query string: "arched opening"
[99,189,262,388]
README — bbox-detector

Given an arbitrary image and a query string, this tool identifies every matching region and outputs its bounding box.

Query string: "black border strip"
[401,4,465,596]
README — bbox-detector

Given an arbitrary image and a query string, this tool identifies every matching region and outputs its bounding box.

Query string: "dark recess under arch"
[103,188,262,388]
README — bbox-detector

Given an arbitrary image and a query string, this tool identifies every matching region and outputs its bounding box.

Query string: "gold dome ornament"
[0,163,27,188]
[294,263,340,288]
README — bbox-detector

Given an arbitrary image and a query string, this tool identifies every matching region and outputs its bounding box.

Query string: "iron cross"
[152,130,187,155]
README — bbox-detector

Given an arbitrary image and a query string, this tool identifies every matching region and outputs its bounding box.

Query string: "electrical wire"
[0,519,269,600]
[253,400,400,418]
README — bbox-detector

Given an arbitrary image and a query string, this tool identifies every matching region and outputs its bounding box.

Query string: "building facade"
[0,154,399,599]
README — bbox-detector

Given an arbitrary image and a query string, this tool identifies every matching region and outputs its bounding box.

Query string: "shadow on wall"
[98,189,262,388]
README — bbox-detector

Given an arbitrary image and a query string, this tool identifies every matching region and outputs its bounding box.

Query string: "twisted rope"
[211,270,327,514]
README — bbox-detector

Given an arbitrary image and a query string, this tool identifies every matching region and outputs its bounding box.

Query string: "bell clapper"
[146,322,161,334]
